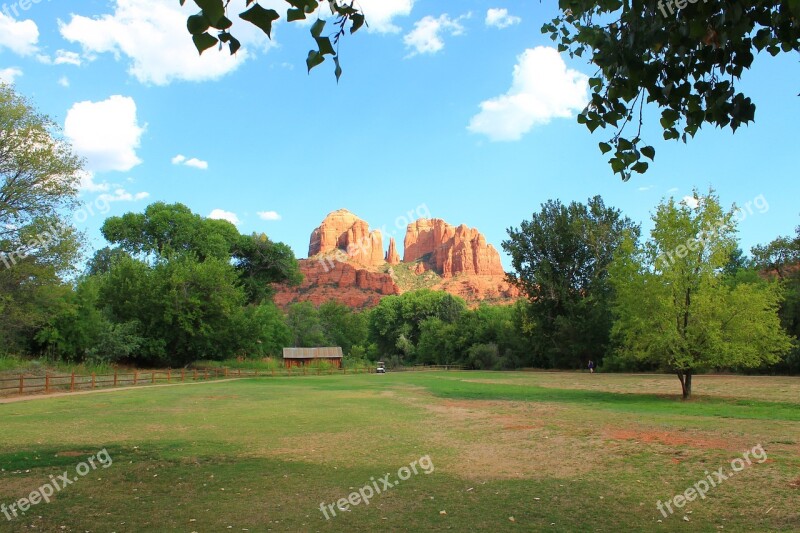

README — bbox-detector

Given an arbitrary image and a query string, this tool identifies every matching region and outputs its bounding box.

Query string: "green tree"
[547,1,800,179]
[752,223,800,373]
[504,196,639,368]
[317,300,367,354]
[101,202,239,261]
[0,85,83,351]
[609,191,793,398]
[368,290,467,362]
[233,233,302,304]
[285,301,326,347]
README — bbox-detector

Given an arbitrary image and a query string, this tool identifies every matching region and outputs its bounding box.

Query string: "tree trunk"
[676,370,693,400]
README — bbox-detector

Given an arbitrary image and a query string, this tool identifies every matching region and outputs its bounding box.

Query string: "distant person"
[588,360,595,374]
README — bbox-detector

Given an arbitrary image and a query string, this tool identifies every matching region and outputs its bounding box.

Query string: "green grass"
[0,372,798,531]
[0,355,114,378]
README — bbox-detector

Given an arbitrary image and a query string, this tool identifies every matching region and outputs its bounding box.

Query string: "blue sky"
[2,0,798,269]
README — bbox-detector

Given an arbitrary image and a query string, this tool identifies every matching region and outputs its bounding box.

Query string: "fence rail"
[0,364,463,398]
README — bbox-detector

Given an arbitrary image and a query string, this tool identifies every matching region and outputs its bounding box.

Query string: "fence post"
[134,370,138,385]
[204,369,209,380]
[181,368,185,382]
[193,369,198,381]
[70,372,75,392]
[224,367,228,377]
[114,370,118,387]
[151,371,155,384]
[255,369,259,377]
[45,373,50,393]
[18,374,23,395]
[167,369,171,383]
[238,369,241,377]
[91,373,96,389]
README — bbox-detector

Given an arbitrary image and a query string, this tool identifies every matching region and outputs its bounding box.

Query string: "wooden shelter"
[282,347,343,368]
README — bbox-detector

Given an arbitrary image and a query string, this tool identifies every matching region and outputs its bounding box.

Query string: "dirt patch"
[56,451,90,457]
[395,392,605,480]
[605,429,729,449]
[789,477,800,488]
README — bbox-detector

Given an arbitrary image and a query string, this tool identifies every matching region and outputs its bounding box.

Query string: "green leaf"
[192,32,218,55]
[211,15,232,30]
[239,4,280,39]
[310,19,325,38]
[334,55,342,82]
[187,14,210,35]
[287,8,305,22]
[306,50,324,72]
[194,0,224,25]
[598,142,612,154]
[315,36,335,56]
[219,32,241,55]
[631,161,649,174]
[640,146,656,161]
[350,13,365,34]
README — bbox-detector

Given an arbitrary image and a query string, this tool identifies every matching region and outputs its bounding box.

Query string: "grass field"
[1,371,798,532]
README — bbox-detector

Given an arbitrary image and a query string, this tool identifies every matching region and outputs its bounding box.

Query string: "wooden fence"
[0,364,463,398]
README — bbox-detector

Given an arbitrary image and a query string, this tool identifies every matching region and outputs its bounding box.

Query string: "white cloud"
[353,0,414,33]
[184,158,208,170]
[98,188,150,202]
[58,76,70,87]
[171,154,208,169]
[668,187,679,193]
[638,185,653,192]
[468,46,589,141]
[0,67,22,84]
[209,209,241,226]
[0,12,38,56]
[65,95,144,173]
[682,196,700,209]
[404,13,469,57]
[257,211,281,221]
[54,50,82,66]
[485,8,520,29]
[58,0,267,86]
[77,171,110,193]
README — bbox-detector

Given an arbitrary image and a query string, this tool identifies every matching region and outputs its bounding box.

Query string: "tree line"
[1,84,797,399]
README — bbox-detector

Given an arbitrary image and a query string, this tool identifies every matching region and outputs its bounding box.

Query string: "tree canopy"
[503,196,639,368]
[546,0,800,179]
[609,191,793,398]
[180,0,365,80]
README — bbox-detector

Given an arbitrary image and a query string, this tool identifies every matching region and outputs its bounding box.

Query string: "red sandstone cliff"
[272,209,518,309]
[404,219,505,277]
[308,209,384,267]
[385,237,400,265]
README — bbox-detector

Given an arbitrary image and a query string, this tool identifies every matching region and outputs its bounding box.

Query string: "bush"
[466,343,500,370]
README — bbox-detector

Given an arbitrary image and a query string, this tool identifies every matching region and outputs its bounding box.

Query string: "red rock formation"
[273,259,400,309]
[309,209,384,267]
[404,219,504,277]
[385,237,400,265]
